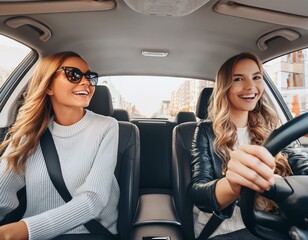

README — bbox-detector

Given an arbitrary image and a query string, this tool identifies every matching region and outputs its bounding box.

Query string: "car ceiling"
[1,0,308,81]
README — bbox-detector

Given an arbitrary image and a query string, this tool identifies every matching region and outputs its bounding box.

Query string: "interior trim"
[213,1,308,30]
[0,0,116,16]
[5,17,52,42]
[257,29,301,51]
[133,194,181,226]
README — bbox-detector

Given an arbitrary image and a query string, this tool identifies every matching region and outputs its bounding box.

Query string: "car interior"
[1,0,308,240]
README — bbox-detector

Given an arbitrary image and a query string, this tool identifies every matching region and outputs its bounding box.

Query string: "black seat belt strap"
[40,128,116,240]
[196,213,224,240]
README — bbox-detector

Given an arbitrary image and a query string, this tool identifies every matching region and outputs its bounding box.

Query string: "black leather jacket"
[189,120,308,218]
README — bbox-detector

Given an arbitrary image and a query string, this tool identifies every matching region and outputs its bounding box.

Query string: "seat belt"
[40,128,117,240]
[196,213,224,240]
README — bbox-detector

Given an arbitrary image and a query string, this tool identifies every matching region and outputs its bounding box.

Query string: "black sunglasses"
[56,66,98,86]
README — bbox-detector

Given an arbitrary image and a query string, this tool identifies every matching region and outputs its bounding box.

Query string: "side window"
[264,49,308,150]
[0,35,31,90]
[263,49,308,117]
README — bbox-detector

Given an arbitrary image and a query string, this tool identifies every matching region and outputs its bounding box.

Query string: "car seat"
[88,85,131,122]
[113,109,131,122]
[88,85,140,239]
[172,87,213,239]
[174,111,197,124]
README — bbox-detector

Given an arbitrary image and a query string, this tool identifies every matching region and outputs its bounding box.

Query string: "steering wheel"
[240,112,308,240]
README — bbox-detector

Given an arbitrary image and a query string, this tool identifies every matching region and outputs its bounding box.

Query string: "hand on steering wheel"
[240,112,308,240]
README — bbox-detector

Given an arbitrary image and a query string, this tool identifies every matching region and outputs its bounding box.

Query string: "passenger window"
[0,35,31,89]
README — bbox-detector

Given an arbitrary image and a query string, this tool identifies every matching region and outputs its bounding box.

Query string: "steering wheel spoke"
[261,176,293,203]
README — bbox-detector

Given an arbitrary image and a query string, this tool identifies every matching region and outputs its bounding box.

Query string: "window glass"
[264,49,308,148]
[263,49,308,117]
[0,35,31,89]
[98,76,214,120]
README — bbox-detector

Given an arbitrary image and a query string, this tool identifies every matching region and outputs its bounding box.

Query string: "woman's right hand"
[226,144,276,195]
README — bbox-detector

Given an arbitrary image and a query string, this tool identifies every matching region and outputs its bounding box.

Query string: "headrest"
[113,109,131,122]
[88,85,114,116]
[174,111,196,124]
[196,88,213,119]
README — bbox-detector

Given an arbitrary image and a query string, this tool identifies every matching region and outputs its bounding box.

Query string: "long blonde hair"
[0,51,82,173]
[208,52,291,176]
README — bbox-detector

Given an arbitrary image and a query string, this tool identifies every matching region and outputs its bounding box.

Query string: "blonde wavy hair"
[208,52,292,211]
[208,52,292,210]
[0,51,82,173]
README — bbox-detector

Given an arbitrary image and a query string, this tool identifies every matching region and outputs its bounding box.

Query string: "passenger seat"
[88,85,131,122]
[113,109,131,122]
[88,85,140,239]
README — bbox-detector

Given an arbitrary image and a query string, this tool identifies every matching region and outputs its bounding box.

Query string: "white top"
[0,110,120,240]
[235,126,250,147]
[194,127,249,238]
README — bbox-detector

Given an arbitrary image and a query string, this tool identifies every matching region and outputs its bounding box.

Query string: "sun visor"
[0,0,116,16]
[213,1,308,30]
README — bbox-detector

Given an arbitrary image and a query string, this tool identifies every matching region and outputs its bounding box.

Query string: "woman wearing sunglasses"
[0,51,119,239]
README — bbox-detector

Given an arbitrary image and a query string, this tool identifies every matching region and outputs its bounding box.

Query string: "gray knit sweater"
[0,110,120,239]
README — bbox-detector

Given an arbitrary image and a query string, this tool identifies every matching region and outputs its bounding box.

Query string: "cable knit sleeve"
[22,115,119,240]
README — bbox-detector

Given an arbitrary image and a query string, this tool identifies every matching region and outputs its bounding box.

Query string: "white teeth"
[74,91,89,95]
[240,94,255,99]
